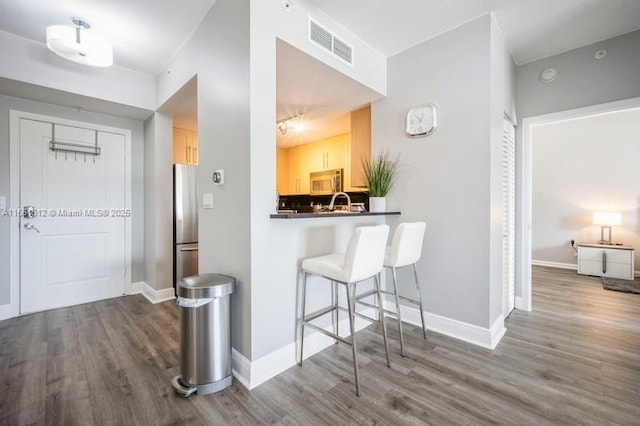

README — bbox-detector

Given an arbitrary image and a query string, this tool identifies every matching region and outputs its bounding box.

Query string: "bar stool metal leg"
[413,264,427,339]
[390,267,406,356]
[346,282,360,396]
[374,273,391,367]
[331,281,340,345]
[298,271,308,366]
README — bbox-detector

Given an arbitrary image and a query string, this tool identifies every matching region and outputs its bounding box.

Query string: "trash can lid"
[177,273,236,299]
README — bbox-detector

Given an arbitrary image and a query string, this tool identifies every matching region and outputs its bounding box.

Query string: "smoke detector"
[595,49,607,59]
[540,67,558,83]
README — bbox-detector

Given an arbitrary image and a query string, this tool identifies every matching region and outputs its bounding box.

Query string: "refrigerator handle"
[179,247,199,252]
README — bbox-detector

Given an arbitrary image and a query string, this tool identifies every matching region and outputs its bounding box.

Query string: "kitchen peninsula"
[271,211,400,219]
[272,190,400,219]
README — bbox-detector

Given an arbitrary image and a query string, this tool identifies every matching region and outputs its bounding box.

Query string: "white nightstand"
[577,243,635,280]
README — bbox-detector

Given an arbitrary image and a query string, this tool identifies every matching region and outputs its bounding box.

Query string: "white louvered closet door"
[502,118,516,318]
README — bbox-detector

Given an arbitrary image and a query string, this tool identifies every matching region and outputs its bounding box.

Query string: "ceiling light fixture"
[276,115,304,135]
[46,18,113,67]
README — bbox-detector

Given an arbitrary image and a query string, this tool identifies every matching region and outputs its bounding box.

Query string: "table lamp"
[592,212,621,244]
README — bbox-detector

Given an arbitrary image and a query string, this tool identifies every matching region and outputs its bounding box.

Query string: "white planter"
[369,197,386,213]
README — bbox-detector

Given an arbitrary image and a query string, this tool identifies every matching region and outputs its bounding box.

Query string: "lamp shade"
[592,212,621,226]
[46,25,113,67]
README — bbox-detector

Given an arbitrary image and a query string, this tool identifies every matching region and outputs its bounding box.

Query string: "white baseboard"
[531,260,577,270]
[231,348,252,390]
[384,298,506,350]
[0,303,13,321]
[130,281,175,304]
[237,307,376,390]
[489,315,507,349]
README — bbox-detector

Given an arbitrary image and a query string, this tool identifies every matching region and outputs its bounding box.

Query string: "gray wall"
[532,109,640,268]
[155,0,252,356]
[0,94,145,306]
[516,30,640,119]
[515,29,640,296]
[142,112,173,291]
[372,15,495,328]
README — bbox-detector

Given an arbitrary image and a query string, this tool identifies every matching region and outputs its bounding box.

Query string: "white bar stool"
[383,222,427,356]
[298,224,391,396]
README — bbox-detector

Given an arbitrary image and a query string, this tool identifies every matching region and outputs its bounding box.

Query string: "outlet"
[570,239,575,247]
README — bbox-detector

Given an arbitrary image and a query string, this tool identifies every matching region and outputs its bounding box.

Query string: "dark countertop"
[270,211,401,219]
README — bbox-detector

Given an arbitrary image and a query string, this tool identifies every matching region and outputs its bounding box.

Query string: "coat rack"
[49,123,101,162]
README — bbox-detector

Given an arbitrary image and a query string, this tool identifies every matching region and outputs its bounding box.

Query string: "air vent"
[308,19,353,66]
[309,20,332,52]
[332,37,352,64]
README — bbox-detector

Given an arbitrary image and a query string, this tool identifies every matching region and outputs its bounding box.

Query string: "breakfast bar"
[270,211,401,219]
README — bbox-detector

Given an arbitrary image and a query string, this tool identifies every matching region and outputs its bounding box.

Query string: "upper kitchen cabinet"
[286,144,309,195]
[276,148,288,194]
[349,105,371,188]
[173,127,198,165]
[306,134,350,173]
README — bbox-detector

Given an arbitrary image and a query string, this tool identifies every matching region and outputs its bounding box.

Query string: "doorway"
[9,111,132,316]
[518,97,640,310]
[158,75,199,291]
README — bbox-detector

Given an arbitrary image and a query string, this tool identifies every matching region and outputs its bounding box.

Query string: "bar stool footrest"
[303,321,352,345]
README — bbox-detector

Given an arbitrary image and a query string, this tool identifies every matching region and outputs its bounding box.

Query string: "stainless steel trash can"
[171,273,235,397]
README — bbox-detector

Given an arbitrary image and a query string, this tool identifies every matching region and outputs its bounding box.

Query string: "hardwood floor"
[1,266,639,425]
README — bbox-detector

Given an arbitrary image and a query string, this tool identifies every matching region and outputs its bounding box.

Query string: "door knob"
[24,223,40,234]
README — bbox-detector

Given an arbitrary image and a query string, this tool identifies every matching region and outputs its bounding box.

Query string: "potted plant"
[362,150,399,212]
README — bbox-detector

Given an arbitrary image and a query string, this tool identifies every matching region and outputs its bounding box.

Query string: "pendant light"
[46,18,113,67]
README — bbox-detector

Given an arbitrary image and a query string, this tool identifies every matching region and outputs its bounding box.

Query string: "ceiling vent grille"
[309,20,332,52]
[332,37,352,64]
[309,19,353,66]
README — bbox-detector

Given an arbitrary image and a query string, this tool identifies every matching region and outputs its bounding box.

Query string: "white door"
[19,119,126,314]
[502,118,516,318]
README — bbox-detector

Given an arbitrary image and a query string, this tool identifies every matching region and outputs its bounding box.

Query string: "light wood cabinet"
[306,134,349,173]
[276,148,288,194]
[173,128,198,165]
[286,145,309,195]
[349,105,371,188]
[324,135,349,171]
[275,105,371,195]
[280,135,350,195]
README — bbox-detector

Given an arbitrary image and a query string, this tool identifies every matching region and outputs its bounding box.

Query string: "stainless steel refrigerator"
[174,165,198,289]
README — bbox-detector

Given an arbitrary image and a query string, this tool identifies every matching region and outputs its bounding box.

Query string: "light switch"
[203,193,213,209]
[0,196,5,210]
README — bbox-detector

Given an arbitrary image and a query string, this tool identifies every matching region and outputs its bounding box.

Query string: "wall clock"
[406,103,438,138]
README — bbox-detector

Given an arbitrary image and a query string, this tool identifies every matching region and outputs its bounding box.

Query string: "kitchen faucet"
[329,192,351,212]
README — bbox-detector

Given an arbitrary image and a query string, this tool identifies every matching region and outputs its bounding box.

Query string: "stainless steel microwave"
[310,169,343,195]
